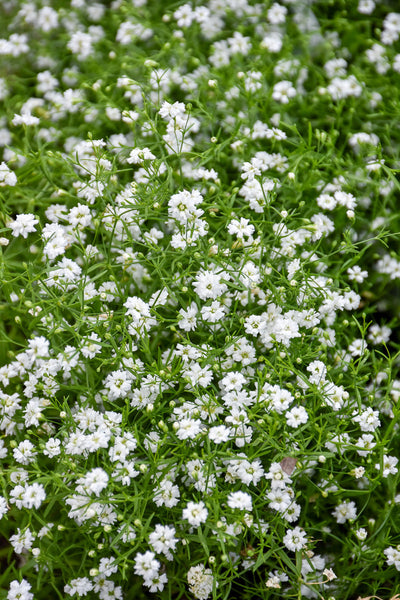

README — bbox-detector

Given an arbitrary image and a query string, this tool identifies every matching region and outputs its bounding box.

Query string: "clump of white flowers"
[0,161,17,186]
[187,565,216,600]
[0,1,399,599]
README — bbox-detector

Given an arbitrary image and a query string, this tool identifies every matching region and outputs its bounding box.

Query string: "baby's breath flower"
[8,214,39,239]
[1,3,400,599]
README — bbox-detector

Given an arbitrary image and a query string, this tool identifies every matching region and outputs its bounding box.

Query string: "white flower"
[10,486,25,509]
[323,568,337,581]
[375,455,398,477]
[0,162,17,186]
[283,526,308,551]
[283,502,301,523]
[270,316,299,346]
[261,32,283,53]
[7,579,33,600]
[187,565,216,600]
[268,386,294,413]
[266,574,281,588]
[144,572,168,592]
[9,527,35,554]
[98,557,118,577]
[76,467,109,496]
[272,80,296,103]
[268,2,287,24]
[0,496,8,520]
[310,213,335,240]
[227,217,255,239]
[149,524,179,559]
[182,362,213,388]
[209,425,231,443]
[343,290,361,310]
[353,408,380,432]
[113,460,138,485]
[286,406,308,428]
[287,258,301,280]
[384,546,400,571]
[227,491,252,511]
[81,333,102,359]
[327,75,362,100]
[134,551,160,578]
[103,369,133,401]
[183,501,208,527]
[67,32,93,59]
[355,433,376,456]
[153,479,180,508]
[221,371,247,392]
[9,214,39,238]
[317,193,337,210]
[13,440,37,465]
[265,462,292,488]
[334,190,356,209]
[267,488,292,512]
[178,302,198,332]
[192,268,228,300]
[200,301,226,323]
[12,114,40,126]
[239,261,261,286]
[347,265,368,283]
[332,500,357,524]
[159,101,186,120]
[22,483,46,509]
[368,324,391,344]
[352,466,365,479]
[65,577,93,596]
[127,147,156,164]
[175,418,203,440]
[174,4,195,27]
[358,0,375,15]
[348,338,367,356]
[355,528,368,541]
[68,204,92,229]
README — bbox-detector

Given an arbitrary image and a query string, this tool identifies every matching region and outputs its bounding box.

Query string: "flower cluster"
[0,1,399,600]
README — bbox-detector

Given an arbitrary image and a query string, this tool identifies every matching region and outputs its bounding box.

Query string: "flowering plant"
[0,1,400,600]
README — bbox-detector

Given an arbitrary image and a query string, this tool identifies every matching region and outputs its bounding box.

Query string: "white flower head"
[283,526,308,551]
[9,214,39,239]
[182,501,208,527]
[227,491,253,511]
[0,162,17,186]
